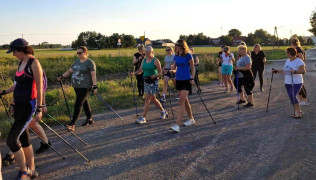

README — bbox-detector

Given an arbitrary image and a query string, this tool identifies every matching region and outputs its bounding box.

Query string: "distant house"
[211,38,220,46]
[232,36,247,46]
[151,39,175,48]
[135,38,152,47]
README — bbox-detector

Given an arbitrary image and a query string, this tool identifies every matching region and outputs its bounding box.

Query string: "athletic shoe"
[66,122,75,131]
[170,124,180,133]
[175,93,180,100]
[2,153,15,166]
[184,119,195,126]
[236,100,246,104]
[260,88,264,92]
[161,110,168,119]
[244,102,254,107]
[35,141,51,154]
[27,166,39,179]
[135,116,146,124]
[82,118,94,126]
[160,97,166,102]
[299,101,309,106]
[16,171,30,180]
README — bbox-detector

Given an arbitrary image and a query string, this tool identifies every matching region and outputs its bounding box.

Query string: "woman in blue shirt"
[169,40,195,133]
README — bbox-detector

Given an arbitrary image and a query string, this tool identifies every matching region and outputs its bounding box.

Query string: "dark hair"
[223,46,230,52]
[287,47,297,56]
[175,39,189,56]
[221,45,226,48]
[78,46,88,55]
[15,46,34,55]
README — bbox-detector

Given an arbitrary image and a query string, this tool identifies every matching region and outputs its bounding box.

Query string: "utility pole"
[273,26,279,48]
[22,34,23,39]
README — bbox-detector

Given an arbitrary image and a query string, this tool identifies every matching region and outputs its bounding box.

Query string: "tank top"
[142,57,158,77]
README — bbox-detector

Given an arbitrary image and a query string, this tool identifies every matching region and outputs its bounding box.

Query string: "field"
[0,46,313,131]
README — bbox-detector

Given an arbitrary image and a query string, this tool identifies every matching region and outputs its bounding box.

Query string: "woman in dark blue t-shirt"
[169,40,195,133]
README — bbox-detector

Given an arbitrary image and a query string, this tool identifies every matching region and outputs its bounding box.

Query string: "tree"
[228,29,242,37]
[306,37,314,45]
[219,35,232,46]
[309,8,316,36]
[253,29,272,44]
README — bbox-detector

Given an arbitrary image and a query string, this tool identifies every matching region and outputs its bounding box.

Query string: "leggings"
[298,85,307,98]
[252,65,264,89]
[136,74,144,96]
[71,88,92,124]
[7,100,36,153]
[285,83,302,105]
[194,69,200,88]
[234,77,254,95]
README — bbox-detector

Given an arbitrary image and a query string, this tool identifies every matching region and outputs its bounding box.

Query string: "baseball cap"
[6,38,29,54]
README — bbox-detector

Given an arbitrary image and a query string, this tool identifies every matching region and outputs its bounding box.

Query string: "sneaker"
[260,87,264,92]
[2,153,15,166]
[82,118,94,126]
[236,100,246,104]
[35,141,51,154]
[66,122,75,131]
[170,124,180,133]
[160,97,166,102]
[135,116,146,124]
[244,102,254,107]
[16,171,30,180]
[299,100,309,106]
[175,93,180,100]
[27,166,39,179]
[184,119,195,126]
[161,110,168,119]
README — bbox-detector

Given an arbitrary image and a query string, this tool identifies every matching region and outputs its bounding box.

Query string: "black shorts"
[176,80,192,94]
[164,71,175,79]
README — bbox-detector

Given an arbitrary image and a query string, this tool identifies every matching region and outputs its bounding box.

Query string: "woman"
[272,47,306,118]
[2,38,42,179]
[169,40,195,133]
[131,46,168,124]
[221,46,235,92]
[234,45,255,107]
[161,46,175,102]
[132,44,145,97]
[57,46,97,131]
[217,45,225,86]
[291,37,308,106]
[190,47,201,91]
[251,44,266,92]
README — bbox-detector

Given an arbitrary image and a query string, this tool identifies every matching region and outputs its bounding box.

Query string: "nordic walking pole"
[59,81,72,120]
[266,69,275,112]
[0,96,10,118]
[40,120,90,162]
[131,76,139,118]
[236,72,240,110]
[46,113,88,145]
[291,69,295,115]
[95,94,126,123]
[167,81,175,123]
[195,85,216,125]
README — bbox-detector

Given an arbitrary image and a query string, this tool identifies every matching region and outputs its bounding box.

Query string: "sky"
[0,0,315,45]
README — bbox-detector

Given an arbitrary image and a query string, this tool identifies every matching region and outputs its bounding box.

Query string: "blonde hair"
[253,43,261,51]
[166,46,174,53]
[175,39,190,56]
[238,45,247,52]
[137,44,145,51]
[291,37,301,47]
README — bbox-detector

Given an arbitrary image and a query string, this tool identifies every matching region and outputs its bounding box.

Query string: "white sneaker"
[135,116,146,124]
[299,101,309,106]
[170,124,180,133]
[175,93,180,100]
[161,110,168,119]
[184,119,195,126]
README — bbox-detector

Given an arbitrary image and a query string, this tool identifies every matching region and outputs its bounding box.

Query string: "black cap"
[6,38,29,54]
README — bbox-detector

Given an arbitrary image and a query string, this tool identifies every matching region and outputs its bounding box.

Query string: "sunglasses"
[77,52,83,55]
[175,44,181,47]
[166,49,171,51]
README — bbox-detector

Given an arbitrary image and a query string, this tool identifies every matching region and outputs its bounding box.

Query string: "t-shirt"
[236,55,251,78]
[133,52,144,71]
[217,51,223,66]
[283,58,305,84]
[295,47,305,61]
[164,55,174,69]
[71,59,96,88]
[174,53,193,80]
[221,53,234,66]
[251,51,265,66]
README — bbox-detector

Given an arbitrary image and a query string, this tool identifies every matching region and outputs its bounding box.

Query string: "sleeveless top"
[142,57,158,77]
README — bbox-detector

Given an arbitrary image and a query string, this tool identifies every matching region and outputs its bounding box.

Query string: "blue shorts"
[221,65,233,75]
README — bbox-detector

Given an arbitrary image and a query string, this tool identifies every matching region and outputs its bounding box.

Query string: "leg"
[150,95,164,111]
[218,66,222,85]
[176,90,190,125]
[136,75,142,96]
[258,66,264,90]
[29,120,48,143]
[227,74,234,91]
[252,66,258,81]
[71,88,89,124]
[162,77,168,97]
[142,94,152,118]
[184,97,194,119]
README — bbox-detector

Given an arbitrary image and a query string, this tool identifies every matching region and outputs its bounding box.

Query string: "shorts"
[233,77,254,95]
[144,80,159,95]
[176,80,192,94]
[221,65,233,75]
[163,71,175,79]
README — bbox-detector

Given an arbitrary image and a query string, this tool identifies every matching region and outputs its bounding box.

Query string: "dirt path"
[1,48,316,180]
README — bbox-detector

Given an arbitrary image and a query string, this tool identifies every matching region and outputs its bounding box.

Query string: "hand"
[290,70,296,74]
[272,68,278,74]
[42,106,48,114]
[57,75,63,82]
[130,72,135,77]
[190,79,195,85]
[34,112,42,122]
[93,89,98,95]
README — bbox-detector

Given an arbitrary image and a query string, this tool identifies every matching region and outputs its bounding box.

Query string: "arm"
[290,65,306,74]
[42,91,47,114]
[31,59,43,121]
[195,56,200,65]
[170,61,177,73]
[132,55,138,65]
[1,85,15,95]
[297,53,304,61]
[90,71,97,94]
[263,57,267,63]
[235,63,251,71]
[153,59,162,78]
[57,68,73,81]
[189,59,195,84]
[131,60,144,76]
